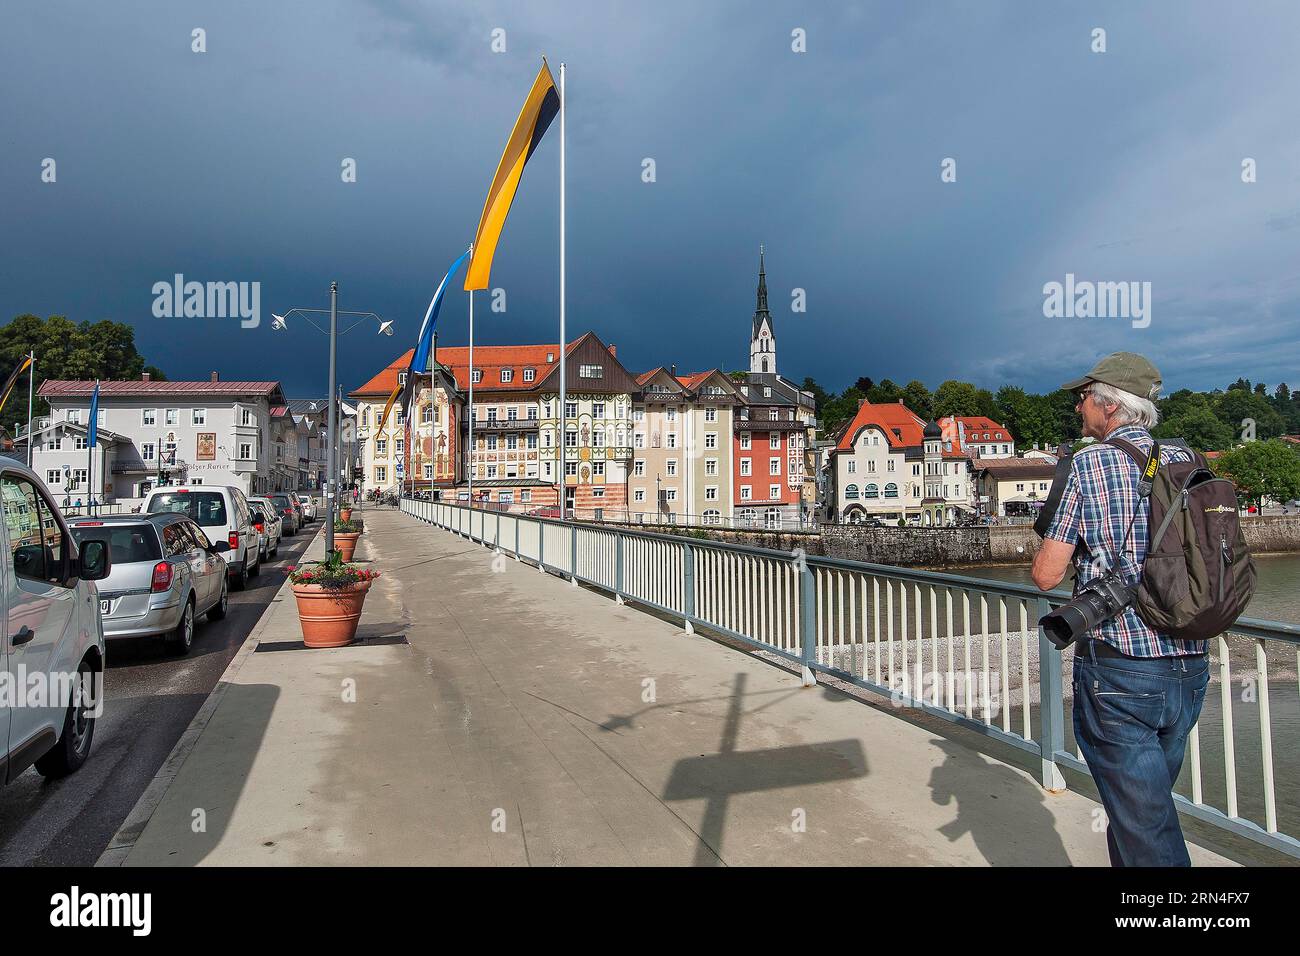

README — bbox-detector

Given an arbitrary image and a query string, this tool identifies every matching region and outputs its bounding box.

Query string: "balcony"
[733,418,809,433]
[471,418,540,430]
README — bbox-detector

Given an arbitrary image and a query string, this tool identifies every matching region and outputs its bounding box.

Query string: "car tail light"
[151,561,173,592]
[254,522,264,533]
[229,531,239,549]
[284,508,294,515]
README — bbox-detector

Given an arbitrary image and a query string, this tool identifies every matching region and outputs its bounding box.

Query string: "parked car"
[0,461,113,782]
[68,513,229,655]
[296,494,317,523]
[268,492,301,535]
[247,499,282,560]
[141,485,260,590]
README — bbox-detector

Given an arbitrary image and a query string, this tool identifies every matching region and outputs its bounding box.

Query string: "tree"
[867,378,907,406]
[800,377,830,415]
[1213,440,1300,510]
[854,376,874,395]
[994,385,1029,437]
[1214,389,1286,441]
[1046,389,1083,443]
[931,380,996,418]
[903,380,933,419]
[1159,388,1214,422]
[1152,408,1235,453]
[821,387,864,435]
[0,314,166,418]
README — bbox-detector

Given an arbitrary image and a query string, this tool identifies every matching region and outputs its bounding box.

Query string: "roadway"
[0,521,320,866]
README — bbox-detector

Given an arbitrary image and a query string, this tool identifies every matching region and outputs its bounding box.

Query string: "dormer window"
[471,369,483,384]
[501,369,514,383]
[523,367,536,382]
[398,372,407,387]
[546,352,555,363]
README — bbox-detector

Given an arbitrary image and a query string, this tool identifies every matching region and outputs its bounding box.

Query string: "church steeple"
[749,244,776,374]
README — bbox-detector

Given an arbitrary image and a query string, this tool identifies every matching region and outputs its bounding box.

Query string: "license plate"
[99,599,112,615]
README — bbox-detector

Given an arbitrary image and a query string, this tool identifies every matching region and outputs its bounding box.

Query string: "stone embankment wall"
[634,515,1300,567]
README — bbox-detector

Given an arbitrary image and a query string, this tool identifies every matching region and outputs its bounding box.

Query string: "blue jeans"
[1072,642,1210,866]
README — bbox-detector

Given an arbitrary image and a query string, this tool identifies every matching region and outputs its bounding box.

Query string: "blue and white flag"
[400,247,472,419]
[87,380,100,447]
[411,246,471,377]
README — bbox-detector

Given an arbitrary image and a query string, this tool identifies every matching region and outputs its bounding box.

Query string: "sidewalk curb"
[95,526,323,867]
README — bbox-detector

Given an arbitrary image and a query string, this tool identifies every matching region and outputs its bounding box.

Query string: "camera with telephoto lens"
[1038,569,1136,650]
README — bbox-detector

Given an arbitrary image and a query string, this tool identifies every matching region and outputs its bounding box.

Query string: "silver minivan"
[141,486,260,590]
[69,514,229,655]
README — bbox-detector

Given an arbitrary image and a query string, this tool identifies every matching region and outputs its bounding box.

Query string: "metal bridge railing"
[400,496,1300,860]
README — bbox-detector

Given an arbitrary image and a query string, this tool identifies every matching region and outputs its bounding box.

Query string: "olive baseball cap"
[1061,352,1162,401]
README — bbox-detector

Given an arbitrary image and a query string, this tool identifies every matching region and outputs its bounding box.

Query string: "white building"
[830,400,974,525]
[31,374,286,505]
[937,415,1016,459]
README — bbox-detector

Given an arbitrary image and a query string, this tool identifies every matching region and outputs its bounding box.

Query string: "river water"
[970,554,1300,854]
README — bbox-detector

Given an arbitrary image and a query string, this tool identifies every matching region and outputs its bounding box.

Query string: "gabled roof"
[940,415,1014,446]
[441,342,569,392]
[350,350,416,398]
[17,420,129,445]
[39,379,285,402]
[971,458,1057,479]
[835,400,927,451]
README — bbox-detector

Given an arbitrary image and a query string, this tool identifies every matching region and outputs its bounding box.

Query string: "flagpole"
[25,350,34,467]
[468,246,475,510]
[558,60,567,519]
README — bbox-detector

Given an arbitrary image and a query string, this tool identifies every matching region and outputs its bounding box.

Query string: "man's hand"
[1032,538,1074,591]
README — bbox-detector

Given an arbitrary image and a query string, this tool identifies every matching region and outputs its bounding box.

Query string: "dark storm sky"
[3,0,1298,398]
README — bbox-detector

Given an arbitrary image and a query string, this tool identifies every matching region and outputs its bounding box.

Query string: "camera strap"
[1103,437,1161,580]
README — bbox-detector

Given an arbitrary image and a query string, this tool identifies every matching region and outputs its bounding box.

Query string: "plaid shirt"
[1043,425,1206,657]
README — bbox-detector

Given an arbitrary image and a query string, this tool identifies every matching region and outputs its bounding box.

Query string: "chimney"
[210,371,219,383]
[142,372,151,382]
[607,343,617,357]
[670,364,677,377]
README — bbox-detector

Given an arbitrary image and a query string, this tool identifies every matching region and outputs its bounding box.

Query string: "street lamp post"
[271,283,393,555]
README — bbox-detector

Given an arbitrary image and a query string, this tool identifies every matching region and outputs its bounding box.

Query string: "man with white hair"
[1032,352,1209,866]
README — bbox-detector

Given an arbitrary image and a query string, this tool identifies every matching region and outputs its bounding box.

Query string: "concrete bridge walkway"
[107,506,1233,866]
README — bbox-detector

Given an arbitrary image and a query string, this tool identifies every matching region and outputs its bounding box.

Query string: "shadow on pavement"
[659,673,869,866]
[125,682,279,866]
[928,737,1072,865]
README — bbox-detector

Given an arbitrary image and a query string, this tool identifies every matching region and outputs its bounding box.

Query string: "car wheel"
[208,576,228,620]
[166,597,195,655]
[232,560,249,591]
[35,656,99,778]
[249,548,261,577]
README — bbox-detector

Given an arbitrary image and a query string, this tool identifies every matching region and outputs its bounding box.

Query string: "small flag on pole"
[88,380,100,447]
[464,58,560,291]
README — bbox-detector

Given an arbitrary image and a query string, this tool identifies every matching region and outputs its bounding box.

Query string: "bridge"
[106,500,1297,865]
[393,497,1299,865]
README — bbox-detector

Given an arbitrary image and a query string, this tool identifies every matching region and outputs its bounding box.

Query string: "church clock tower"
[749,245,776,374]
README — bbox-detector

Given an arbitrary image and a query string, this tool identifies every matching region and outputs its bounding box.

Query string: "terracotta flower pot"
[334,531,361,562]
[292,582,369,647]
[339,508,353,522]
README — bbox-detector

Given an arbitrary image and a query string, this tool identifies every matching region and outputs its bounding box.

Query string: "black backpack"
[1107,438,1256,642]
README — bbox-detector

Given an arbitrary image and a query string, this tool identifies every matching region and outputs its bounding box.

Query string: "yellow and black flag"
[464,58,560,291]
[0,354,33,418]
